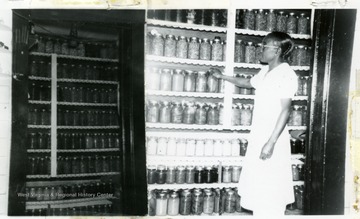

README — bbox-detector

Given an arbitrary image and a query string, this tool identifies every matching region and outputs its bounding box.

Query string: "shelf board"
[28,76,51,81]
[235,28,311,40]
[57,78,118,85]
[57,126,120,129]
[232,94,255,100]
[28,125,51,129]
[30,52,118,62]
[234,63,310,71]
[146,123,251,131]
[146,55,226,67]
[27,149,51,153]
[58,102,117,107]
[29,100,51,105]
[26,196,113,206]
[146,90,225,98]
[27,175,51,179]
[57,148,120,153]
[292,96,308,101]
[147,19,227,33]
[26,197,113,210]
[0,23,11,31]
[146,131,250,139]
[56,172,120,178]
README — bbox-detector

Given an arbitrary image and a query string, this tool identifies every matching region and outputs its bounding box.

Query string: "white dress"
[238,63,298,212]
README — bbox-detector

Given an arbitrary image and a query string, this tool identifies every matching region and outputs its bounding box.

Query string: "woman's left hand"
[259,141,275,160]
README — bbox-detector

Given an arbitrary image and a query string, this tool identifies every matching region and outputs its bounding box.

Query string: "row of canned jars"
[148,165,243,185]
[57,155,120,174]
[57,132,120,150]
[28,108,51,125]
[146,101,254,126]
[237,9,310,35]
[147,137,248,157]
[25,204,113,216]
[57,109,119,126]
[28,156,51,175]
[25,180,114,201]
[58,86,117,103]
[148,187,241,216]
[290,138,306,154]
[147,33,226,61]
[288,105,307,126]
[146,68,224,93]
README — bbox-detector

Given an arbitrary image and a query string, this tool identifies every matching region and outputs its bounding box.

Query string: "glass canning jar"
[195,139,205,156]
[302,76,309,96]
[152,33,165,56]
[194,103,207,125]
[225,189,236,213]
[171,69,184,92]
[191,190,204,215]
[211,38,223,61]
[222,139,232,156]
[296,45,307,66]
[155,191,168,216]
[213,139,223,156]
[199,38,211,60]
[148,191,156,216]
[231,139,240,156]
[175,36,188,58]
[159,101,171,123]
[157,137,167,155]
[185,166,195,184]
[255,43,263,64]
[234,39,245,63]
[292,164,300,181]
[156,165,167,184]
[176,139,186,156]
[146,101,160,123]
[255,9,266,31]
[167,138,177,156]
[146,68,161,90]
[291,105,303,126]
[231,104,241,126]
[160,68,172,91]
[188,37,200,59]
[207,71,219,93]
[222,166,232,183]
[194,166,204,183]
[182,102,196,124]
[166,166,176,184]
[164,34,176,57]
[185,139,196,156]
[218,103,224,125]
[266,9,277,32]
[175,166,186,184]
[207,103,219,125]
[287,12,297,34]
[171,102,183,124]
[167,191,179,216]
[195,71,207,92]
[183,70,196,92]
[204,139,214,156]
[244,9,255,30]
[298,13,309,34]
[179,189,192,215]
[244,42,256,64]
[276,11,287,32]
[232,166,242,183]
[204,166,212,183]
[203,189,215,214]
[240,104,253,126]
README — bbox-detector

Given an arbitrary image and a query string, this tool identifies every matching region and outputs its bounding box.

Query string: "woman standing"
[212,32,298,216]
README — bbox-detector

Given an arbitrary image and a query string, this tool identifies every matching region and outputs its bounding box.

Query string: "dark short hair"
[265,32,294,62]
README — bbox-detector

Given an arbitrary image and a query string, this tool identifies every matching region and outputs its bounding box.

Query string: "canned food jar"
[297,13,309,34]
[152,33,165,56]
[146,101,159,123]
[200,38,211,60]
[240,104,253,126]
[164,34,176,57]
[213,139,223,156]
[211,38,223,61]
[155,191,168,216]
[302,76,309,96]
[207,104,219,125]
[240,139,248,156]
[160,69,172,91]
[186,139,196,156]
[166,166,176,184]
[156,165,167,184]
[232,166,242,183]
[204,166,212,183]
[183,70,195,92]
[185,166,195,184]
[231,104,241,126]
[194,103,207,125]
[218,103,224,125]
[195,71,207,92]
[276,11,287,32]
[146,68,161,90]
[172,69,184,92]
[222,166,232,183]
[290,138,298,154]
[204,139,214,156]
[148,191,156,216]
[182,102,196,124]
[159,101,172,123]
[207,72,219,93]
[244,9,255,30]
[287,12,297,34]
[214,188,221,213]
[296,45,306,66]
[231,139,240,156]
[176,166,186,184]
[255,43,263,64]
[266,9,277,32]
[167,191,180,216]
[157,137,167,155]
[290,105,302,126]
[234,39,245,63]
[222,140,232,156]
[176,139,186,156]
[255,9,266,31]
[167,138,177,156]
[179,189,192,215]
[203,189,215,214]
[244,42,256,64]
[146,136,158,155]
[175,36,188,58]
[188,37,200,59]
[225,189,236,213]
[194,166,204,183]
[191,190,204,215]
[171,102,183,124]
[187,10,196,24]
[195,139,205,156]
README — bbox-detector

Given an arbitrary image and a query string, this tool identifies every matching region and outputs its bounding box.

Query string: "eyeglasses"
[261,45,279,50]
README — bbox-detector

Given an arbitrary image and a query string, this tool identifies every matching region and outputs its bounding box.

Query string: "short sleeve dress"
[238,62,298,211]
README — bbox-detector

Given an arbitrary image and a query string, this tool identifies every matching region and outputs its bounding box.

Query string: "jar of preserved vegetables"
[167,191,179,216]
[240,104,253,126]
[176,139,186,156]
[186,139,196,156]
[207,103,219,125]
[291,105,303,126]
[196,71,207,92]
[218,103,224,125]
[175,36,188,59]
[255,9,266,31]
[207,72,219,93]
[176,166,186,184]
[166,166,176,184]
[222,40,226,61]
[199,38,211,60]
[148,191,156,216]
[194,166,204,183]
[145,33,152,55]
[276,11,287,32]
[146,101,159,123]
[185,166,195,184]
[45,38,53,53]
[192,189,204,215]
[235,188,242,212]
[298,13,309,34]
[266,9,277,32]
[146,68,161,90]
[231,139,240,156]
[195,103,207,125]
[204,166,212,183]
[182,102,196,124]
[222,139,232,156]
[244,42,256,64]
[159,101,171,123]
[157,137,167,155]
[171,102,183,124]
[152,33,165,56]
[188,37,200,59]
[53,39,61,54]
[160,69,172,91]
[214,188,221,213]
[225,189,236,213]
[211,38,223,61]
[213,139,223,156]
[156,191,168,216]
[164,34,176,57]
[234,39,245,63]
[172,69,184,92]
[203,189,215,214]
[204,139,214,156]
[255,43,263,64]
[167,138,177,156]
[298,164,304,180]
[184,70,196,92]
[287,12,297,34]
[37,36,45,53]
[231,104,241,126]
[232,166,242,183]
[244,9,255,30]
[195,139,205,156]
[179,189,192,215]
[240,139,248,156]
[156,165,167,184]
[222,166,232,183]
[292,164,300,181]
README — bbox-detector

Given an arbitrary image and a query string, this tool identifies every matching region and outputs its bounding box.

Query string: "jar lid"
[232,166,241,170]
[236,39,242,44]
[169,191,179,198]
[158,165,166,170]
[185,70,194,74]
[167,166,176,170]
[213,38,221,43]
[258,9,264,12]
[162,68,172,73]
[161,101,170,106]
[257,43,263,47]
[195,166,204,170]
[179,36,187,40]
[181,189,191,195]
[190,36,198,41]
[298,45,305,49]
[185,165,195,170]
[223,165,230,170]
[202,38,209,42]
[240,138,248,143]
[174,69,183,74]
[205,166,212,170]
[177,166,185,170]
[278,11,284,15]
[289,12,295,16]
[166,34,175,38]
[198,71,206,75]
[247,42,254,46]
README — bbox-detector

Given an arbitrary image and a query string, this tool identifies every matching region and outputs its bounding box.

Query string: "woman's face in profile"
[260,37,280,64]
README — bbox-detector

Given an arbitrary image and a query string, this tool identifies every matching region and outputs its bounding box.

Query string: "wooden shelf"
[147,19,227,33]
[235,28,311,40]
[30,52,118,62]
[27,149,51,153]
[233,62,310,71]
[26,197,113,210]
[56,172,120,178]
[28,125,51,129]
[29,100,51,105]
[28,76,51,81]
[26,175,51,179]
[57,126,120,130]
[57,78,118,85]
[146,123,251,131]
[58,102,117,107]
[146,90,225,98]
[146,55,226,67]
[57,148,120,153]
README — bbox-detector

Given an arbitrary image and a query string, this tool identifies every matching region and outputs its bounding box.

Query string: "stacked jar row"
[147,137,248,157]
[34,35,117,59]
[26,204,113,216]
[146,101,222,125]
[233,74,255,95]
[292,185,304,210]
[57,109,119,126]
[57,63,118,81]
[148,187,241,216]
[25,180,114,201]
[30,60,52,78]
[296,76,310,96]
[57,133,120,149]
[147,33,226,61]
[28,108,51,125]
[146,68,224,93]
[292,164,304,181]
[290,138,306,154]
[291,46,312,66]
[288,105,307,126]
[28,132,51,149]
[57,155,120,174]
[28,156,51,175]
[237,9,310,35]
[58,86,117,103]
[29,83,51,101]
[231,103,253,126]
[148,9,227,27]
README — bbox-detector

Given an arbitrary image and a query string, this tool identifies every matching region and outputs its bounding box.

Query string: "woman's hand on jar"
[210,68,223,79]
[259,141,275,160]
